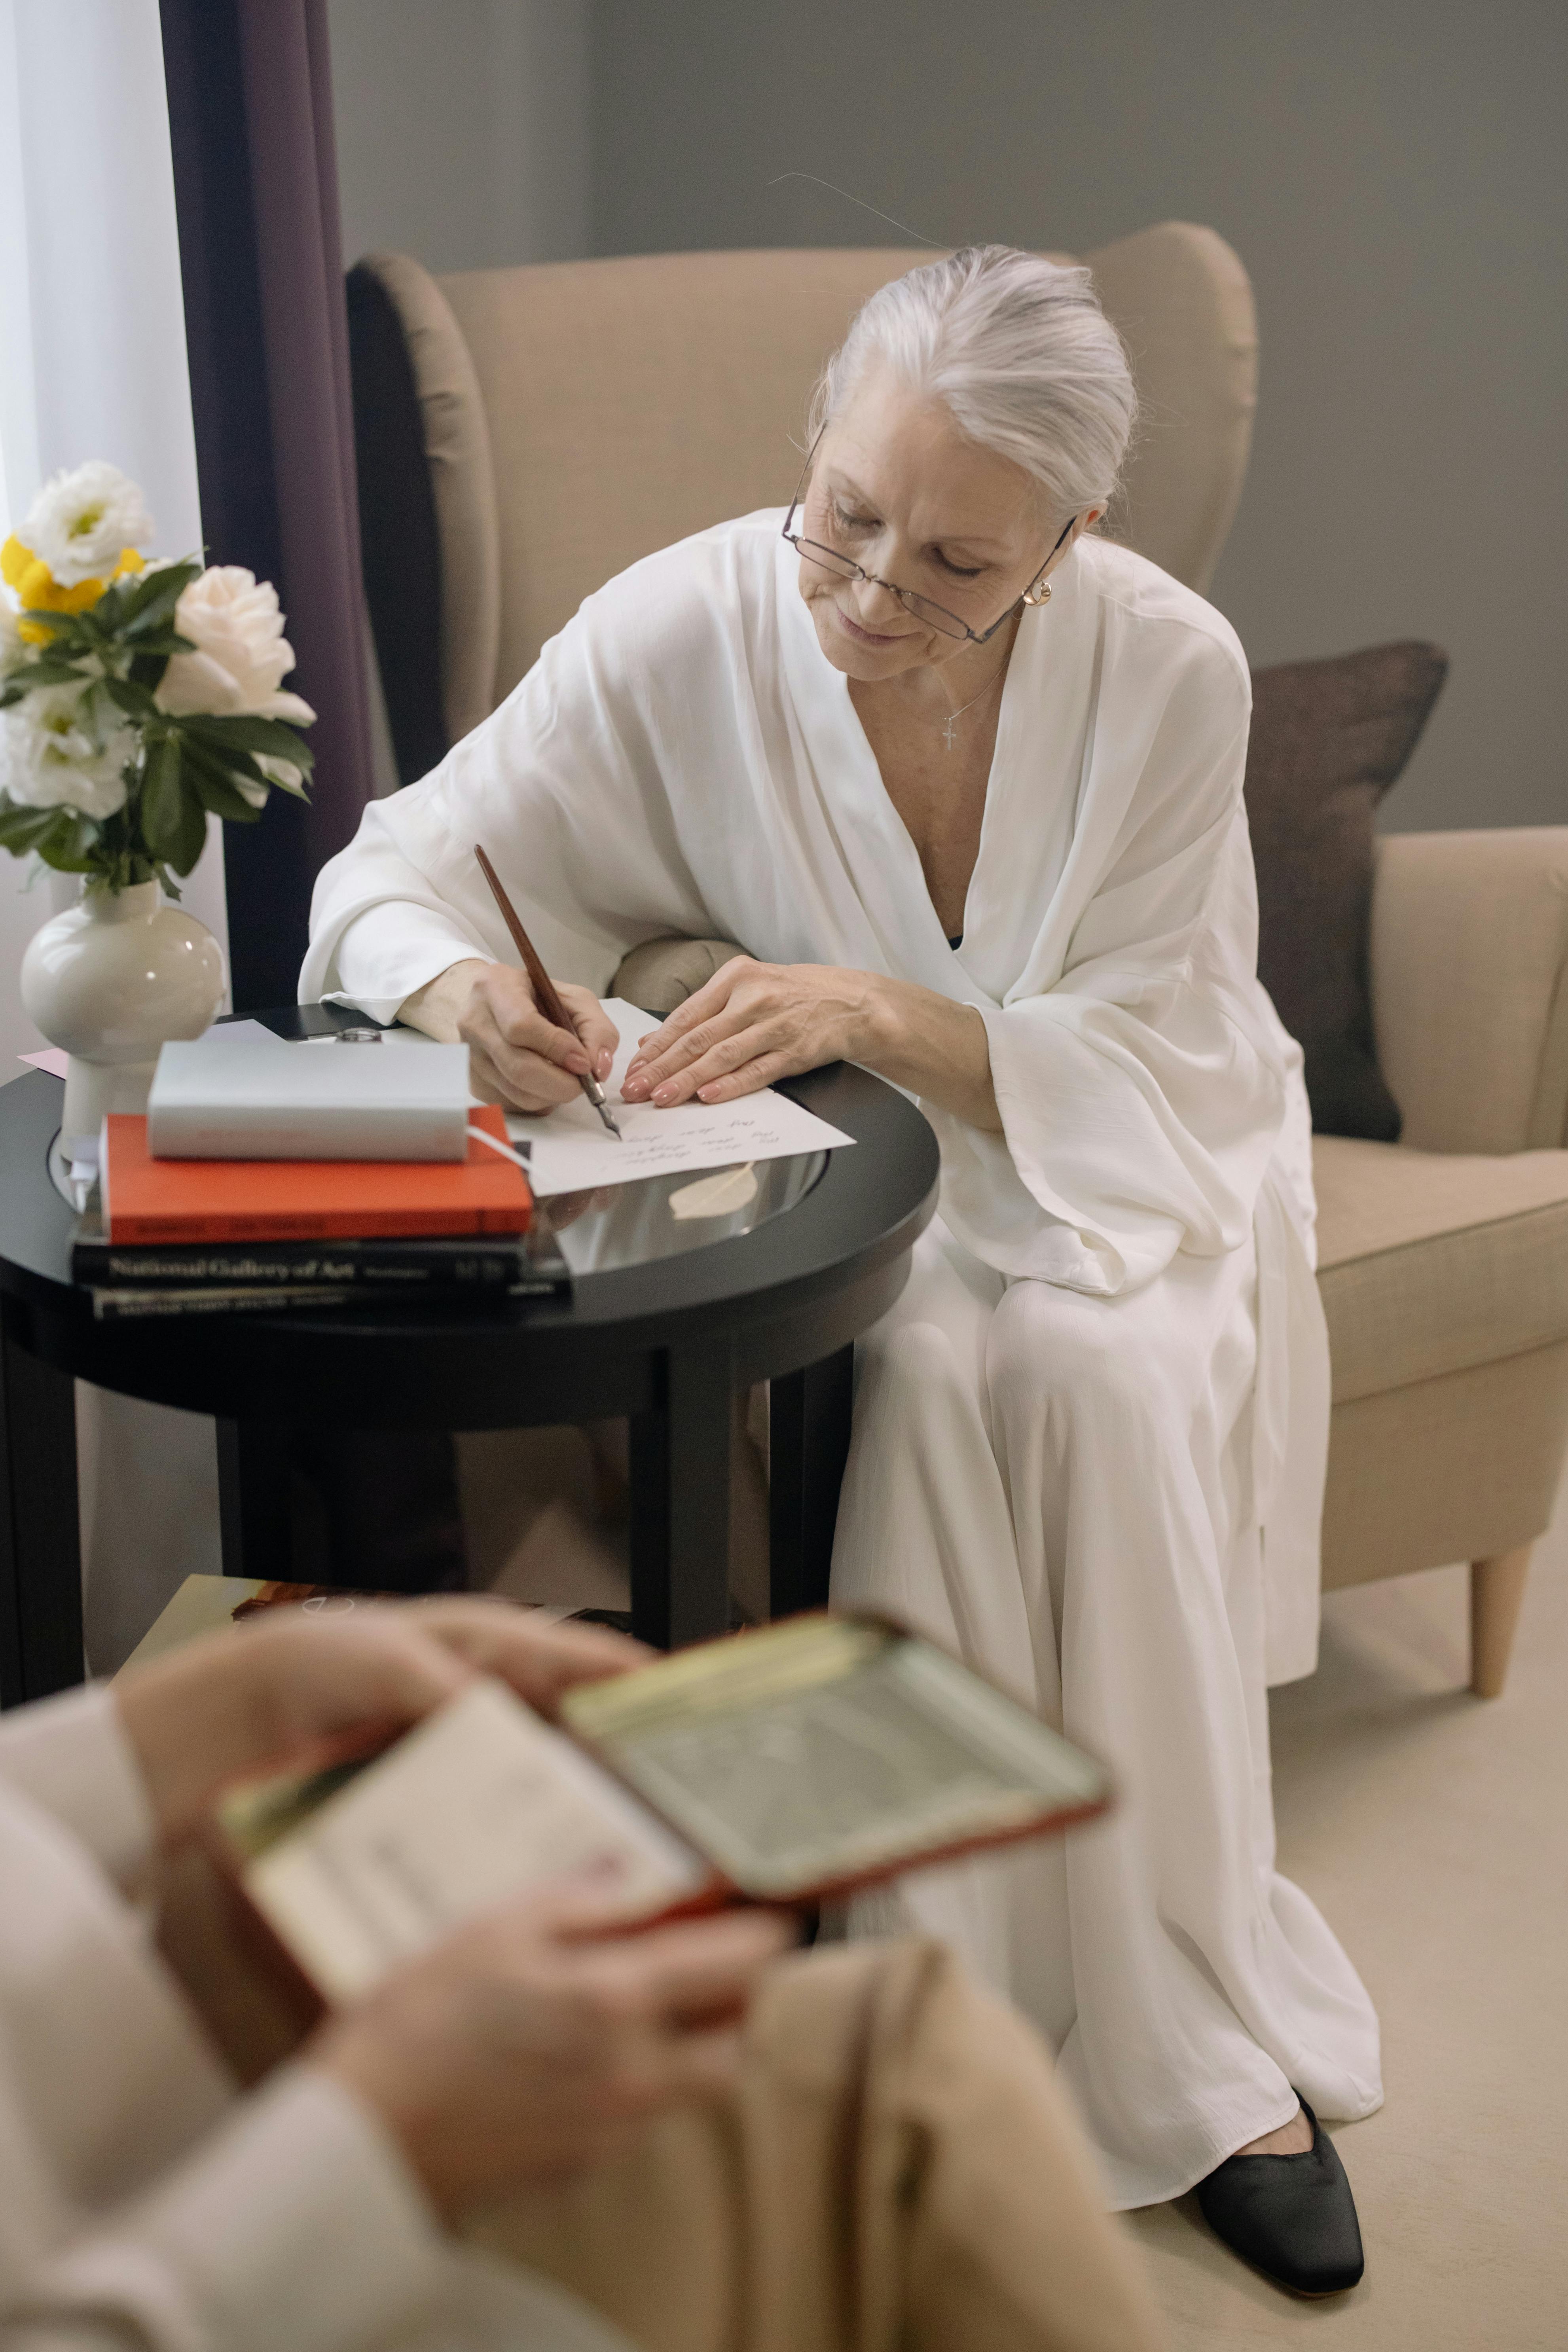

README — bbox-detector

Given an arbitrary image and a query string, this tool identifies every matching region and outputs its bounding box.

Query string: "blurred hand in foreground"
[315,1888,792,2217]
[115,1596,645,1849]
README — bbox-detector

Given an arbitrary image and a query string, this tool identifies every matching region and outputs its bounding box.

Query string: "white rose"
[155,566,317,724]
[0,684,133,818]
[21,461,155,589]
[0,597,23,677]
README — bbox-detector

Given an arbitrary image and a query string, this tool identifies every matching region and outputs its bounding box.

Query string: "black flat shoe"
[1196,2098,1364,2296]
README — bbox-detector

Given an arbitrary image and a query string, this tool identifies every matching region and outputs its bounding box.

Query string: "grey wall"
[591,1,1568,834]
[329,0,590,274]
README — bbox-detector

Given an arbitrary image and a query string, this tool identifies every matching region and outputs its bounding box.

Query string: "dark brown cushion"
[1245,642,1448,1141]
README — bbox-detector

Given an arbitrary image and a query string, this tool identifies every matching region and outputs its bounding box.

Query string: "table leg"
[0,1304,83,1706]
[216,1420,294,1582]
[769,1344,855,1621]
[629,1341,733,1650]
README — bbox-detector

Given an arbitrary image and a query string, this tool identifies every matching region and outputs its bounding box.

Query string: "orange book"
[101,1105,531,1243]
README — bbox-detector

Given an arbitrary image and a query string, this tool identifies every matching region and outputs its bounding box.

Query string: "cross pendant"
[942,713,959,751]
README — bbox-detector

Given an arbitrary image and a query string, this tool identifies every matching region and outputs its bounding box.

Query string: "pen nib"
[596,1099,623,1139]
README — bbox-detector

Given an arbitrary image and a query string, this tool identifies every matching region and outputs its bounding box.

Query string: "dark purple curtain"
[158,0,465,1594]
[160,0,374,1011]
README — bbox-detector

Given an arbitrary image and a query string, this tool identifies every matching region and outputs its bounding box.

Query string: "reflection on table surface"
[544,1152,826,1274]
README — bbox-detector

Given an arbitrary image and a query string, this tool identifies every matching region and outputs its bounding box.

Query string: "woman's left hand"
[621,957,886,1107]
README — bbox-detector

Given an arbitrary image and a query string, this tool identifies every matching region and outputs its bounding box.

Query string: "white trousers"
[830,1219,1382,2210]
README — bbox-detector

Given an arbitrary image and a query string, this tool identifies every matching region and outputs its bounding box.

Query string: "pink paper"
[19,1048,69,1079]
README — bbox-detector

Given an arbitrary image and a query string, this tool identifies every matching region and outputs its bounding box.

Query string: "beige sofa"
[349,229,1568,1694]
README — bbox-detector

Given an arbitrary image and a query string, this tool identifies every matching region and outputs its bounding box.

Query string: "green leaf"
[32,811,105,874]
[167,793,210,873]
[112,559,200,629]
[180,733,267,791]
[127,650,173,692]
[181,713,315,775]
[68,607,111,648]
[16,607,80,636]
[0,660,89,691]
[183,758,262,824]
[0,804,105,875]
[262,765,309,799]
[0,804,67,853]
[120,565,202,639]
[102,677,161,718]
[137,733,205,871]
[119,631,193,659]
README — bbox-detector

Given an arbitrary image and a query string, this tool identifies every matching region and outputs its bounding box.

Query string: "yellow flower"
[0,536,143,641]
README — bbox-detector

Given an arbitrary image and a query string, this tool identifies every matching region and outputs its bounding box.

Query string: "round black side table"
[0,1006,938,1704]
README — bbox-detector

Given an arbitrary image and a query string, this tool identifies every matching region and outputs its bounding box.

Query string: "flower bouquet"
[0,459,314,888]
[1,461,316,1149]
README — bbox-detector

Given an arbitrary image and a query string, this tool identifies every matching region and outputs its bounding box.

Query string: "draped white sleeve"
[930,623,1284,1295]
[302,540,751,1022]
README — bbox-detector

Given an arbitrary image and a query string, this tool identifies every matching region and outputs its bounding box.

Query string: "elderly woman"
[305,246,1380,2291]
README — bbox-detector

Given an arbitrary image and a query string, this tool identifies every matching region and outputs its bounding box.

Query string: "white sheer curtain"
[0,0,231,1054]
[0,0,228,1665]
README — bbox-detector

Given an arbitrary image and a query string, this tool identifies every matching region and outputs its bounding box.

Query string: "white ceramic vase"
[20,880,227,1154]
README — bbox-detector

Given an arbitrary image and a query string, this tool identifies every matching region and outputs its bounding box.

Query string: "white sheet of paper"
[506,999,854,1197]
[212,1019,288,1048]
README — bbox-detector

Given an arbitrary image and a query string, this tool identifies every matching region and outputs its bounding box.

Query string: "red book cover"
[101,1105,532,1242]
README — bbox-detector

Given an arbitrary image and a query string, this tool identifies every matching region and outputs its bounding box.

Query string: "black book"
[72,1203,573,1313]
[74,1227,524,1290]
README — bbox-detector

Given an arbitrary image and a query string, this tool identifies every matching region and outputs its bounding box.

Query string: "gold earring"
[1024,580,1052,607]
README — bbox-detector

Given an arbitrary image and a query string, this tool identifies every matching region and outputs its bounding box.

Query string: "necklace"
[938,653,1009,751]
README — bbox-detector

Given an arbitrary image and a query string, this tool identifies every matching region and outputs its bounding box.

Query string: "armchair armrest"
[612,935,746,1016]
[1371,828,1568,1154]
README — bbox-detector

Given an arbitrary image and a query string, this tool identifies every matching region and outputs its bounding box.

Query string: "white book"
[146,1035,474,1160]
[239,1679,708,2005]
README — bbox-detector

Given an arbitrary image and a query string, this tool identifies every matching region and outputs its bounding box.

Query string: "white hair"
[809,244,1137,527]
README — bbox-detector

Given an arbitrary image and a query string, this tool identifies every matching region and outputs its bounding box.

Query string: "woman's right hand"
[402,959,619,1114]
[313,1890,791,2219]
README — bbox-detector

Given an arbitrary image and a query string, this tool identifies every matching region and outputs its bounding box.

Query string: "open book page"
[224,1679,711,2005]
[504,1001,854,1197]
[563,1617,1111,1901]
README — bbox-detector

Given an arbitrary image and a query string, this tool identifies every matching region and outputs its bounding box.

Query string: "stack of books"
[73,1106,569,1320]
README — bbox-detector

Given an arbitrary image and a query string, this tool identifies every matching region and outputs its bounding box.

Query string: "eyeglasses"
[781,430,1076,645]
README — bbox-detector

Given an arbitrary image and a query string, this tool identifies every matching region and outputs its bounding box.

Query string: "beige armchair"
[348,231,1568,1692]
[1316,829,1568,1692]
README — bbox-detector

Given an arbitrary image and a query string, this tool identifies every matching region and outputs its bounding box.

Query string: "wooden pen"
[474,844,622,1139]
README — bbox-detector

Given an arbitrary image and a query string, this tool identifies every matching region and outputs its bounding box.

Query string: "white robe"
[304,516,1382,2204]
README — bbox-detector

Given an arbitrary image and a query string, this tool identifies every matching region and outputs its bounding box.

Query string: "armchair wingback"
[1314,826,1568,1693]
[1371,828,1568,1154]
[349,224,1257,779]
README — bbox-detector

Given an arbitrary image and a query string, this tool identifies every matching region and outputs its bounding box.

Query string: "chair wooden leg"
[1470,1546,1533,1698]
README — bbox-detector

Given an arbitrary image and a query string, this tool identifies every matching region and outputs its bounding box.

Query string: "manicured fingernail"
[597,1049,613,1077]
[652,1085,676,1106]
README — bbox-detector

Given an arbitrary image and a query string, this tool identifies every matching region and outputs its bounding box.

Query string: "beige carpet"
[1125,1495,1568,2349]
[459,1433,1566,2347]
